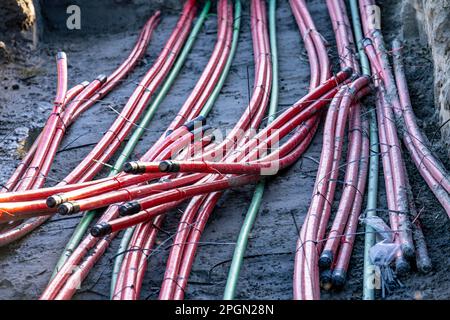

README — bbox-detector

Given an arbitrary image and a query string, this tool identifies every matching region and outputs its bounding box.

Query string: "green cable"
[349,0,379,301]
[108,1,212,297]
[223,0,278,300]
[266,0,278,124]
[349,0,370,77]
[109,0,242,298]
[50,2,212,283]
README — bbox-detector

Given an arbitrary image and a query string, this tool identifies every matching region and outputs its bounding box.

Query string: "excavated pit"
[0,0,449,300]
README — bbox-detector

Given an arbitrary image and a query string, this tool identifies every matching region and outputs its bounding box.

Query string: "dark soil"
[0,0,448,300]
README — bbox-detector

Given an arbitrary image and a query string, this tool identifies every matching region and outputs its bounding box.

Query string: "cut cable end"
[123,161,145,174]
[96,74,107,84]
[395,256,411,276]
[118,201,142,216]
[402,244,415,261]
[417,259,433,274]
[58,202,80,215]
[90,222,112,238]
[158,160,180,173]
[318,250,333,270]
[46,194,67,208]
[331,269,347,289]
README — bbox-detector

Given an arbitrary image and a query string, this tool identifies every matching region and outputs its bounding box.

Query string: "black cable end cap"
[401,244,415,261]
[158,160,179,173]
[90,222,112,238]
[96,74,107,84]
[119,201,142,216]
[319,250,333,270]
[395,257,411,276]
[57,202,80,216]
[57,203,71,215]
[123,162,133,173]
[158,160,170,172]
[184,115,207,132]
[46,197,57,208]
[332,269,347,289]
[123,161,145,174]
[46,195,65,208]
[320,269,333,291]
[417,260,433,274]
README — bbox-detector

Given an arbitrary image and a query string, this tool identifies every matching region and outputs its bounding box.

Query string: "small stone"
[0,41,12,62]
[12,84,20,90]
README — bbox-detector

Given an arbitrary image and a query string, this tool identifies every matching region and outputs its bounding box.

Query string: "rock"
[0,41,12,63]
[0,279,13,288]
[0,0,36,32]
[0,0,39,46]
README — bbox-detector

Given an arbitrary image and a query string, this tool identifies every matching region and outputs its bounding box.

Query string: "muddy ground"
[0,0,449,300]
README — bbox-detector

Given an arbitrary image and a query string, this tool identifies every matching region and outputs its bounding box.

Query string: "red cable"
[40,0,199,300]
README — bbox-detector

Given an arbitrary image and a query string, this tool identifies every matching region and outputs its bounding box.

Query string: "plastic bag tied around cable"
[369,241,404,298]
[362,216,394,243]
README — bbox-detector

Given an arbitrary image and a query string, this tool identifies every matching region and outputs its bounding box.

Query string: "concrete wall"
[1,1,187,42]
[39,0,184,36]
[0,0,190,60]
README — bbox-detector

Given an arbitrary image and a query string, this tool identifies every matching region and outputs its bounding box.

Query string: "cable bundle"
[0,0,445,301]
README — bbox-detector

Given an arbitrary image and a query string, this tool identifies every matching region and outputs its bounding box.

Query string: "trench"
[0,0,448,300]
